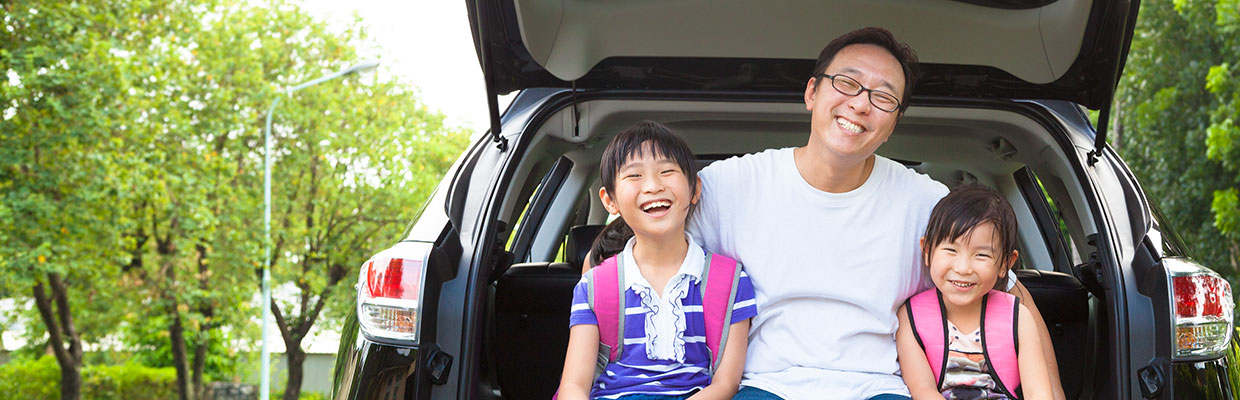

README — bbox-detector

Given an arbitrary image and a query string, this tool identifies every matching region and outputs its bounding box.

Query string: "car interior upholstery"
[485,98,1105,399]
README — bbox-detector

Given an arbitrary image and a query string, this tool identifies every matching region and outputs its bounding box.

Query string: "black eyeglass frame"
[816,73,903,113]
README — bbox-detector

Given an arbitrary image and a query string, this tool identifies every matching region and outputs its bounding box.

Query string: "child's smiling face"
[923,221,1016,309]
[599,144,699,241]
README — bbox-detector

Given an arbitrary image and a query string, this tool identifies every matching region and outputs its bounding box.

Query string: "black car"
[332,0,1240,398]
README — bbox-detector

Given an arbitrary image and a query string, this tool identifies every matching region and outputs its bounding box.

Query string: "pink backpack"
[905,289,1021,397]
[589,252,743,378]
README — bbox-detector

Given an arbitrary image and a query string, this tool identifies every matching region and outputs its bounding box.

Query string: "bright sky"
[299,0,505,135]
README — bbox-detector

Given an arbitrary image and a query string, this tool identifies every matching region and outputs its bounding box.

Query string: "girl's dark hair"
[587,218,633,268]
[588,120,697,268]
[598,120,698,201]
[923,184,1019,288]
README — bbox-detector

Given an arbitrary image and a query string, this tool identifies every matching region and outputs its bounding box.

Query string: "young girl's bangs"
[922,184,1019,267]
[599,121,697,195]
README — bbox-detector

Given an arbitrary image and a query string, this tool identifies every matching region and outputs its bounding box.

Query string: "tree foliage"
[1,1,161,398]
[1117,0,1240,275]
[1198,0,1240,259]
[2,0,468,399]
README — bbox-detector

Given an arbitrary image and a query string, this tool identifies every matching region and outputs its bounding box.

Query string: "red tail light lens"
[1165,258,1234,359]
[357,241,432,343]
[1174,275,1228,319]
[366,258,423,300]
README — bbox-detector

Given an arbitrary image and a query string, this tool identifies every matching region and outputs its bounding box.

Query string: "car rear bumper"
[1169,333,1240,398]
[333,336,420,400]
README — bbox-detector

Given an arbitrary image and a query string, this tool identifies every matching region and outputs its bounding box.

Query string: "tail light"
[357,241,433,343]
[1164,257,1234,359]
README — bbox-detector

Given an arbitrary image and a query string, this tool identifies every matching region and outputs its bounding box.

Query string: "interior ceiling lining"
[513,0,1092,85]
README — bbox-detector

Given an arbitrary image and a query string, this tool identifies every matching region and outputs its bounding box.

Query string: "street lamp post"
[262,60,379,400]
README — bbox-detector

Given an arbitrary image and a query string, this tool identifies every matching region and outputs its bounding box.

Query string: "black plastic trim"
[949,0,1058,8]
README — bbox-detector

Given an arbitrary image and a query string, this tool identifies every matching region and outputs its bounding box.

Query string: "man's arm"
[1008,279,1066,400]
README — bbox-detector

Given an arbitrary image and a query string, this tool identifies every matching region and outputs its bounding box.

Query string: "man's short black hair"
[922,184,1020,289]
[812,26,919,113]
[599,120,698,201]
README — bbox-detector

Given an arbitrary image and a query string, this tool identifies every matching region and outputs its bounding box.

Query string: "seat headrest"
[565,225,605,268]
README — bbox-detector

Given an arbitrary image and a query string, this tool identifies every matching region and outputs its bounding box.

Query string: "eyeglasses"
[817,73,902,113]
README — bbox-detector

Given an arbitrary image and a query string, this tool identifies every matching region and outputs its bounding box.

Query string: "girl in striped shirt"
[557,121,757,400]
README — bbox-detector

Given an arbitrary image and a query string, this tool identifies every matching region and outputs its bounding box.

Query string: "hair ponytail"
[587,217,633,268]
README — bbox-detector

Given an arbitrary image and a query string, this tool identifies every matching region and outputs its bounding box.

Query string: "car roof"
[467,0,1138,110]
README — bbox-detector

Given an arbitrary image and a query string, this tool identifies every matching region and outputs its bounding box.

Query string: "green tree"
[1116,0,1240,277]
[3,2,468,400]
[0,2,156,398]
[1200,0,1240,266]
[255,21,467,400]
[100,1,462,398]
[111,1,261,397]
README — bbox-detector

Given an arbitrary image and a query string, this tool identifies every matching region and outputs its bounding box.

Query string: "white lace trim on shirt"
[634,273,694,362]
[619,234,704,363]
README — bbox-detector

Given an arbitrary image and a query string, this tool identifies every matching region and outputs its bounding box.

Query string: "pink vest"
[906,289,1021,397]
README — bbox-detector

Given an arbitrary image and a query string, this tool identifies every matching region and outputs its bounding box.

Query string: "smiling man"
[687,27,1062,400]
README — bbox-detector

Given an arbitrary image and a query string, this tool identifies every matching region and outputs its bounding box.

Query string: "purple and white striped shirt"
[569,237,757,399]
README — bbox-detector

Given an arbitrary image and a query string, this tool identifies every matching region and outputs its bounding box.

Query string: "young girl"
[896,184,1053,400]
[558,121,756,400]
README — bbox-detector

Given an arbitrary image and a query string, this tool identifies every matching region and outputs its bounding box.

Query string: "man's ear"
[804,77,819,111]
[919,236,929,265]
[691,179,703,205]
[599,187,619,215]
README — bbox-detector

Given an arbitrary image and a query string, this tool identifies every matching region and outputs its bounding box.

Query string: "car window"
[1014,167,1076,271]
[1148,198,1191,258]
[507,157,574,262]
[1026,170,1086,268]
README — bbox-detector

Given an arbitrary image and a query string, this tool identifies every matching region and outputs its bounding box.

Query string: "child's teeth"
[642,200,670,211]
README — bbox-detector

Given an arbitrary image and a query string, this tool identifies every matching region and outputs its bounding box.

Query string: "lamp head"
[343,60,380,76]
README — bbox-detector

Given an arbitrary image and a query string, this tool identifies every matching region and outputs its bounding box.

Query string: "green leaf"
[1213,188,1240,237]
[1206,63,1232,94]
[1207,119,1237,163]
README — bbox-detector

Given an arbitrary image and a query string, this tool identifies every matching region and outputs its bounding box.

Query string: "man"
[687,27,1063,400]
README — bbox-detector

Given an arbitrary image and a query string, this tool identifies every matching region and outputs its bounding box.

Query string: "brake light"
[1165,258,1234,359]
[358,241,432,343]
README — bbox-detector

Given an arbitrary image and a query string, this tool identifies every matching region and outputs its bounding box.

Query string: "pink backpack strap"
[700,253,742,375]
[589,256,625,366]
[981,290,1021,396]
[907,289,948,388]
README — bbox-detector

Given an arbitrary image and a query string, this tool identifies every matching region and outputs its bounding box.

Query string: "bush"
[0,355,176,400]
[0,355,59,400]
[272,390,327,400]
[84,362,177,400]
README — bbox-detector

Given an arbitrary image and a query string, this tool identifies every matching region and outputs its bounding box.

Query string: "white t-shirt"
[687,148,949,399]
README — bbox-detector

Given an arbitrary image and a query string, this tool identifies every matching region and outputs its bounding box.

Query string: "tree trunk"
[169,305,193,400]
[32,273,83,400]
[192,243,211,399]
[192,336,207,400]
[281,346,306,400]
[56,354,82,400]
